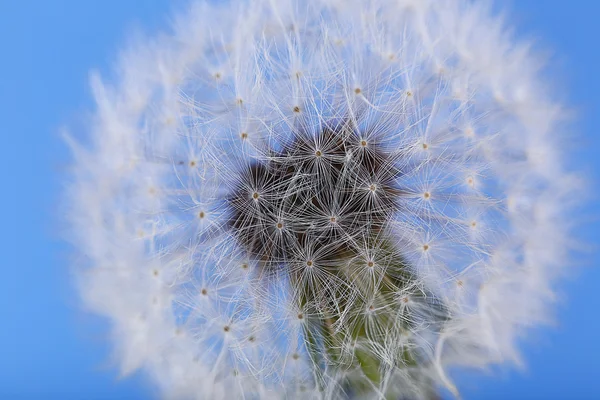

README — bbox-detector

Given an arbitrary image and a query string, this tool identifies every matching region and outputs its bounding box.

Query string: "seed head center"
[229,124,400,271]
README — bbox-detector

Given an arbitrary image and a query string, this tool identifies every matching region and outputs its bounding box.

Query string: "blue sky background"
[1,1,598,399]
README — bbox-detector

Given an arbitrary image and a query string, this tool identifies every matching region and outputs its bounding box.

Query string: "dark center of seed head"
[228,124,400,271]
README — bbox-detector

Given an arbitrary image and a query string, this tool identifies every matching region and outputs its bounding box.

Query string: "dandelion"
[64,0,580,398]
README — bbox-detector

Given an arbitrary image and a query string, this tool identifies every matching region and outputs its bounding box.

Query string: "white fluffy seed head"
[64,0,580,398]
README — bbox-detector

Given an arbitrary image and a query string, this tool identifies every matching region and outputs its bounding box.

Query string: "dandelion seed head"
[65,0,579,398]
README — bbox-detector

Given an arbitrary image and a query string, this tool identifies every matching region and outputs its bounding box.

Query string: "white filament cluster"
[65,0,578,398]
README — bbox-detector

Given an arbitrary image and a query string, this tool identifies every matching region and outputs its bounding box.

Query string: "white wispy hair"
[64,0,580,398]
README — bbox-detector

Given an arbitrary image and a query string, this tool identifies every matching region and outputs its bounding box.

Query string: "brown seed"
[293,106,300,113]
